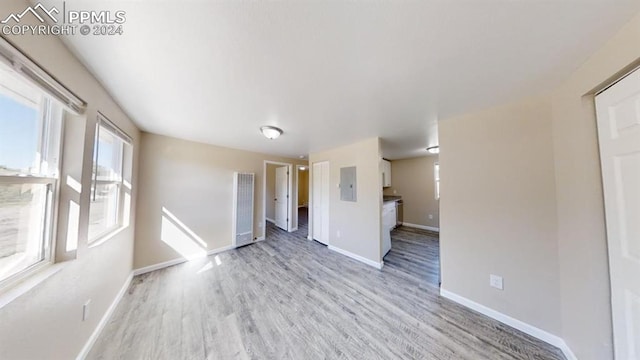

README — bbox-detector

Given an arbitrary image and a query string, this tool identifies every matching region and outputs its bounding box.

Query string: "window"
[434,162,440,200]
[0,62,63,285]
[88,116,132,241]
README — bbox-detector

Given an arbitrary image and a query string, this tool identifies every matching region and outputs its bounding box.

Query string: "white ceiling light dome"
[426,146,439,154]
[260,126,283,140]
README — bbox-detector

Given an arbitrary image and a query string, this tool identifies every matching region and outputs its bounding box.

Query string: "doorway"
[595,66,640,359]
[263,161,293,232]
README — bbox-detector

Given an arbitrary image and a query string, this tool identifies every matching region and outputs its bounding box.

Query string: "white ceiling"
[41,0,640,159]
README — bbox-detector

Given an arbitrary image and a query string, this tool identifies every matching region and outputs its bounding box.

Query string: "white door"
[275,166,289,231]
[312,161,329,245]
[595,68,640,360]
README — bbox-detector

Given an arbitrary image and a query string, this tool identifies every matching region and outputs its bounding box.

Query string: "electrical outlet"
[83,300,91,321]
[393,189,397,194]
[490,275,504,290]
[428,214,433,220]
[337,230,341,238]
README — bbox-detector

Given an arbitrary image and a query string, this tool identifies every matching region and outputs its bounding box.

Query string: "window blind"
[0,36,86,114]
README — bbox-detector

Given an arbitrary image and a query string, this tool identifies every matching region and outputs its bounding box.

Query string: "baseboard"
[328,245,384,269]
[439,288,576,360]
[76,272,133,360]
[290,227,298,232]
[133,244,236,276]
[307,235,313,241]
[266,218,275,224]
[255,235,265,241]
[402,222,440,232]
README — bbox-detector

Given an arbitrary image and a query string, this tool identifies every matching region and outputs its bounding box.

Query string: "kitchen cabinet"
[381,159,392,187]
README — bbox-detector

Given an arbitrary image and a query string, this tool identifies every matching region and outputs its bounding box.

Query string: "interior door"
[595,67,640,360]
[312,161,329,244]
[275,166,289,231]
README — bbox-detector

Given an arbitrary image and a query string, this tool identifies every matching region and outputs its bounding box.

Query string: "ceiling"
[40,0,640,159]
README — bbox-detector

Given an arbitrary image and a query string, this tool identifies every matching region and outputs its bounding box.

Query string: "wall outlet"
[393,189,397,194]
[336,230,341,238]
[428,214,433,220]
[490,275,504,290]
[83,300,91,321]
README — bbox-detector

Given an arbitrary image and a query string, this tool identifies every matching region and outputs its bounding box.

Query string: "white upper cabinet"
[381,159,392,187]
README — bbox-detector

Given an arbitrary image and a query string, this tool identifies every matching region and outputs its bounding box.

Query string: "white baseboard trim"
[307,235,313,241]
[265,218,275,224]
[255,236,265,241]
[133,244,237,276]
[439,288,576,360]
[290,227,298,232]
[328,245,384,269]
[77,272,133,360]
[402,222,440,232]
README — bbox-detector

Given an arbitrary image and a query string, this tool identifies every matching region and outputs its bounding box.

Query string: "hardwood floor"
[88,223,565,360]
[384,226,440,286]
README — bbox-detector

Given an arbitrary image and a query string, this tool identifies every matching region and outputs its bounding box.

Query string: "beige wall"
[309,138,383,264]
[551,12,640,360]
[134,133,306,269]
[298,168,309,206]
[383,156,439,229]
[0,0,140,358]
[439,95,562,336]
[440,12,640,359]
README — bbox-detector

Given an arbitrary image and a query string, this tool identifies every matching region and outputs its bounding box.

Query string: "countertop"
[383,196,402,203]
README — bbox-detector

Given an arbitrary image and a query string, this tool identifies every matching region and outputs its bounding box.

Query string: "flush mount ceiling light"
[260,126,283,140]
[426,146,440,154]
[300,166,307,171]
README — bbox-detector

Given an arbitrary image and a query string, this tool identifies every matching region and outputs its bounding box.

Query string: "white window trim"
[0,107,62,289]
[0,36,79,301]
[88,114,132,244]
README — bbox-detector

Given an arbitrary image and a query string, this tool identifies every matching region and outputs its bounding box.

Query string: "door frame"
[263,160,294,233]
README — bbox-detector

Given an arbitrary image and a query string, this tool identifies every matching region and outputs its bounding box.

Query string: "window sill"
[88,225,128,249]
[0,262,66,309]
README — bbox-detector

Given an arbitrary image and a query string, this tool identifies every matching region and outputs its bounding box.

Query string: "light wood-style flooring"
[88,218,565,359]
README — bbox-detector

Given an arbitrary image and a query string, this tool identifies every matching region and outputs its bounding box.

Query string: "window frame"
[0,92,62,289]
[88,114,132,243]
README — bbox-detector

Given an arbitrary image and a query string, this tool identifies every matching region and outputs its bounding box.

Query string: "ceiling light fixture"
[260,126,283,140]
[426,146,439,154]
[300,166,306,171]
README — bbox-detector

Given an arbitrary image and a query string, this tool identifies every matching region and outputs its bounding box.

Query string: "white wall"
[309,137,383,265]
[0,0,140,358]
